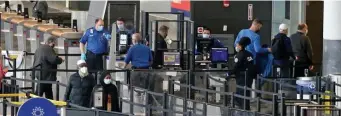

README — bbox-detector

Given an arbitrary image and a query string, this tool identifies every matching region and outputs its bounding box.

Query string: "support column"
[323,1,341,75]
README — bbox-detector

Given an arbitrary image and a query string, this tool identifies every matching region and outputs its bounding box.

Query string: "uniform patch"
[247,57,253,61]
[234,58,238,63]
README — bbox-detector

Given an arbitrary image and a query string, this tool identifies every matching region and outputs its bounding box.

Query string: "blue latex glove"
[104,34,111,40]
[81,53,86,60]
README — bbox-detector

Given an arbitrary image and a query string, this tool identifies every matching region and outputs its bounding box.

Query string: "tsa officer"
[79,18,111,72]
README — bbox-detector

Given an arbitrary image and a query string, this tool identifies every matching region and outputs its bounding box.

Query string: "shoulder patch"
[247,56,253,61]
[90,29,93,34]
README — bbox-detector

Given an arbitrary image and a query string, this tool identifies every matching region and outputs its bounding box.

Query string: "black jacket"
[290,32,313,64]
[64,72,96,107]
[153,33,167,68]
[232,50,256,78]
[271,33,295,60]
[32,45,63,81]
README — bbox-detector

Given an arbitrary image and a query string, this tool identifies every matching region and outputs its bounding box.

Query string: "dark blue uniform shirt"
[80,27,111,54]
[124,43,153,68]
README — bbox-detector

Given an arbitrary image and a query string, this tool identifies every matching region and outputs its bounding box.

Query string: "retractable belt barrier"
[1,54,340,116]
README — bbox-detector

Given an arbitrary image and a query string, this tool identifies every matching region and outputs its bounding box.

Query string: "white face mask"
[118,24,125,30]
[305,30,308,35]
[202,34,210,38]
[104,79,112,84]
[235,47,241,52]
[79,67,88,77]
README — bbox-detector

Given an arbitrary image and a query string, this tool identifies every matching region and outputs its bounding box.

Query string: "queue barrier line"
[0,93,67,106]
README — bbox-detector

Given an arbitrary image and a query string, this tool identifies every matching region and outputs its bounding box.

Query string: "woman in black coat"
[99,71,121,112]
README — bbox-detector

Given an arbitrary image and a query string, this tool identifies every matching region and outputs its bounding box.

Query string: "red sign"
[171,0,190,11]
[223,0,230,7]
[197,27,204,34]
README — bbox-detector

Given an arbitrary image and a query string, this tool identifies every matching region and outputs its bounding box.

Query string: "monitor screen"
[211,48,228,63]
[163,52,180,66]
[196,38,213,53]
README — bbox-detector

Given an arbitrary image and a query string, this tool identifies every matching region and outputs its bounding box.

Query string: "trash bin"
[296,76,316,99]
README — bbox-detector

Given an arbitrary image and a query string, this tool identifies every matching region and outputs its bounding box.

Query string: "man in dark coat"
[31,0,48,20]
[64,60,95,107]
[32,37,63,99]
[153,25,168,69]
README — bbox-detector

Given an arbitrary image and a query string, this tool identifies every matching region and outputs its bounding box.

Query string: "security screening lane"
[1,1,341,116]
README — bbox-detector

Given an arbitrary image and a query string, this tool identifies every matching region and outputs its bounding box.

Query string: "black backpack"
[271,37,287,59]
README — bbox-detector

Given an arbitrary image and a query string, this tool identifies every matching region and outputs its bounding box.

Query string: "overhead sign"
[248,4,253,21]
[18,98,58,116]
[197,27,204,34]
[171,0,191,17]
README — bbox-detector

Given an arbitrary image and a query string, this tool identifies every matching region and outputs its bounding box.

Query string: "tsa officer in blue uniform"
[79,18,111,72]
[124,33,153,89]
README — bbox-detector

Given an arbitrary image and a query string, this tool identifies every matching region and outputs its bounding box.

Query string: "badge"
[90,29,93,34]
[234,58,238,63]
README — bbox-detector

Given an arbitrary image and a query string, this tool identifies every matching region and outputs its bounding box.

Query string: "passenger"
[235,19,271,62]
[124,33,153,88]
[79,18,111,72]
[290,24,313,77]
[99,71,120,112]
[202,27,224,48]
[271,23,295,78]
[31,0,48,20]
[116,17,134,54]
[0,47,8,93]
[153,25,169,69]
[230,37,256,110]
[64,60,95,108]
[32,37,64,99]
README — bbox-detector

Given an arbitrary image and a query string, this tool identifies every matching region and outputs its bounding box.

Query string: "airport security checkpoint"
[0,1,340,116]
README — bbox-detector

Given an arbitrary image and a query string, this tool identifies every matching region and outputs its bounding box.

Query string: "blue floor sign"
[17,98,58,116]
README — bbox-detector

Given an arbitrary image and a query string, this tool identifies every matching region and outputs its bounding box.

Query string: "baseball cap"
[279,24,288,31]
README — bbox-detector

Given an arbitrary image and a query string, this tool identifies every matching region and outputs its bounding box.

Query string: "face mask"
[79,67,88,77]
[51,44,55,48]
[104,78,112,84]
[305,30,308,35]
[235,47,241,52]
[202,34,210,38]
[96,26,103,31]
[118,24,125,30]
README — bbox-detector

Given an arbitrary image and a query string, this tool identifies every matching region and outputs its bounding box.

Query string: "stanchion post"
[243,86,247,110]
[15,85,19,114]
[224,81,228,107]
[3,99,7,116]
[56,81,60,101]
[300,86,304,100]
[272,94,278,116]
[256,97,260,112]
[37,64,43,95]
[281,92,286,116]
[163,92,168,116]
[256,78,261,98]
[231,92,235,108]
[13,58,17,87]
[145,91,149,116]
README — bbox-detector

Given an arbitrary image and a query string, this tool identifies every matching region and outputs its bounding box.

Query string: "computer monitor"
[211,48,229,63]
[163,52,181,66]
[196,38,213,54]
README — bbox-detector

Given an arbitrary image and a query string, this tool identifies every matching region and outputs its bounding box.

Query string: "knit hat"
[238,37,251,47]
[279,23,288,31]
[77,60,86,67]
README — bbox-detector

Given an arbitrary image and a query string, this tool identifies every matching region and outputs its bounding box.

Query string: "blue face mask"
[96,26,103,31]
